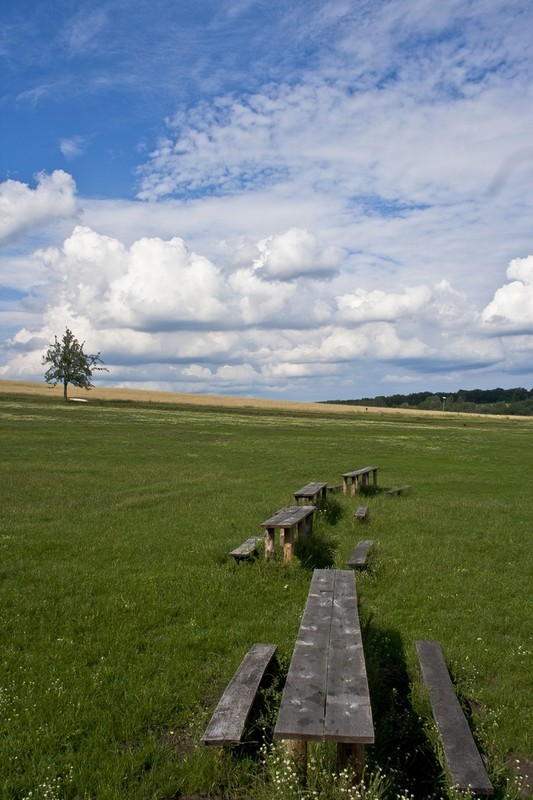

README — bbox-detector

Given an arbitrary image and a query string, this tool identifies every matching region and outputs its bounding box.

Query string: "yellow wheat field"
[0,379,523,420]
[0,379,417,415]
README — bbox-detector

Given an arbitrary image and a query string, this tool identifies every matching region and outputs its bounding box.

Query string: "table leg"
[337,742,365,782]
[285,739,307,781]
[283,526,295,564]
[343,477,348,496]
[264,527,275,559]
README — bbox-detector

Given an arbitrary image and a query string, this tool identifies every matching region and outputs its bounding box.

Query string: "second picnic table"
[342,466,379,495]
[260,505,316,564]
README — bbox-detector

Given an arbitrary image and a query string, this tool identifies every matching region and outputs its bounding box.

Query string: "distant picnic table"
[342,467,379,496]
[293,481,328,506]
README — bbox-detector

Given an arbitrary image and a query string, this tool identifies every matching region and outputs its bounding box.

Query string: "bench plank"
[202,643,277,746]
[347,540,374,569]
[416,640,493,795]
[229,536,261,561]
[385,485,411,496]
[354,505,368,522]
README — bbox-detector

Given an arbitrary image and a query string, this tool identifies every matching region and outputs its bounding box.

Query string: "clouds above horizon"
[1,220,528,396]
[1,0,532,399]
[0,171,77,245]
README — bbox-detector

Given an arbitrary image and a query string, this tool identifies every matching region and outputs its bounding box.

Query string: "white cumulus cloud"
[482,255,533,330]
[0,171,77,245]
[255,227,343,280]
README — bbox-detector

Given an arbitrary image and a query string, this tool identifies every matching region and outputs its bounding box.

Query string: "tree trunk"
[63,381,68,402]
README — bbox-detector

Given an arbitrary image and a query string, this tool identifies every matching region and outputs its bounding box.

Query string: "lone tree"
[43,327,108,402]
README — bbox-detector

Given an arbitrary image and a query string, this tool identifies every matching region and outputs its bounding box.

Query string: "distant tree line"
[322,387,533,416]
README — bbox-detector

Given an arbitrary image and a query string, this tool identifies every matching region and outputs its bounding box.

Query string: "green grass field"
[1,393,531,800]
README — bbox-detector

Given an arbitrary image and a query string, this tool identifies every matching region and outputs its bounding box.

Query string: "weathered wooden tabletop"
[342,466,378,478]
[260,505,316,528]
[274,569,374,744]
[293,481,328,498]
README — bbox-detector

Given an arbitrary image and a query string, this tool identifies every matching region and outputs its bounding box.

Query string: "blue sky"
[1,0,533,400]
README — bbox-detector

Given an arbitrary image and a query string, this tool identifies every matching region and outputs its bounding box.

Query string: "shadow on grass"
[294,527,337,569]
[359,484,382,497]
[361,614,446,799]
[317,494,344,524]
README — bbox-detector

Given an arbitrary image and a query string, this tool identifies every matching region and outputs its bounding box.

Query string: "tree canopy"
[321,387,533,416]
[43,328,108,401]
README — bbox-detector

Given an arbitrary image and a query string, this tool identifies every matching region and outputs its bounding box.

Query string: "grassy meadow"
[0,388,531,800]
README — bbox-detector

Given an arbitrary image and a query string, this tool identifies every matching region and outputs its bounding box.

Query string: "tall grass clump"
[0,393,531,799]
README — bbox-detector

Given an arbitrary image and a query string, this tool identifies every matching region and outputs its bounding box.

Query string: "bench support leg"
[284,739,307,781]
[337,743,365,783]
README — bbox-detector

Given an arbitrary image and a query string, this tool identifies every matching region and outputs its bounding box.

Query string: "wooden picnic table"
[293,481,328,506]
[260,505,316,564]
[342,466,379,496]
[274,569,374,778]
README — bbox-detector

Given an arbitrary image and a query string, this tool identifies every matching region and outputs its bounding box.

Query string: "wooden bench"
[385,485,411,496]
[202,643,278,746]
[354,505,368,522]
[260,505,316,564]
[415,641,494,795]
[347,540,374,569]
[293,481,328,507]
[229,536,262,561]
[274,570,374,779]
[342,467,379,496]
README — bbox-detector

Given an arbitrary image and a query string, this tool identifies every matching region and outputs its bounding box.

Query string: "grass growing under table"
[0,394,531,799]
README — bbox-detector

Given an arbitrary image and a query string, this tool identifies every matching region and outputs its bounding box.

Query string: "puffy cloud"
[228,266,295,325]
[107,236,227,328]
[482,255,533,330]
[1,221,526,400]
[254,227,343,280]
[31,226,227,330]
[0,171,77,245]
